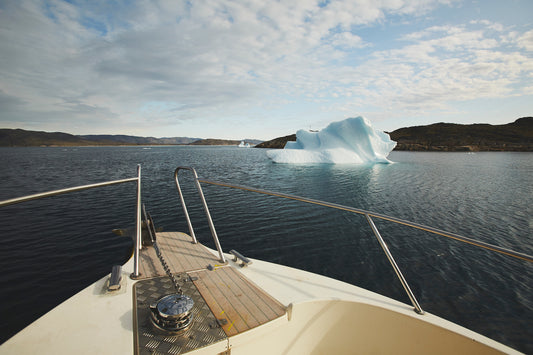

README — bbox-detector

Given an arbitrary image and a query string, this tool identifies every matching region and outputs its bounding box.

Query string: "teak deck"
[138,231,286,336]
[139,231,221,276]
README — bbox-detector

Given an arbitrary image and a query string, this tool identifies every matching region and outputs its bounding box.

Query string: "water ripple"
[0,147,531,352]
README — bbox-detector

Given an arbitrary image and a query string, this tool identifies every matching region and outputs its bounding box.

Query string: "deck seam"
[210,267,267,325]
[191,271,243,336]
[219,267,283,320]
[207,268,259,331]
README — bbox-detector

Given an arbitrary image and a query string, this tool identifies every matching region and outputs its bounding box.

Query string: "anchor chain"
[153,241,183,294]
[143,204,183,294]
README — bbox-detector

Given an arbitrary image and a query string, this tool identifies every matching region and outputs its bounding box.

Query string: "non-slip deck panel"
[190,266,286,337]
[133,276,227,355]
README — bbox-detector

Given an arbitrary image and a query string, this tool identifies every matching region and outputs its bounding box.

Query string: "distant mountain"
[188,138,263,146]
[79,134,199,145]
[0,128,266,147]
[0,129,201,147]
[242,139,263,145]
[0,129,103,147]
[255,117,533,152]
[189,138,241,146]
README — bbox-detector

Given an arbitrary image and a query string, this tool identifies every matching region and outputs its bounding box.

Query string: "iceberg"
[266,116,396,164]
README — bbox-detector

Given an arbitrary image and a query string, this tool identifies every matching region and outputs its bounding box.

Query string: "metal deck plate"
[134,276,227,355]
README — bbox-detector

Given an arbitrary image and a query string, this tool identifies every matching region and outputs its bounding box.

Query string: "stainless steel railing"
[365,214,423,314]
[197,178,533,263]
[0,165,144,278]
[174,167,226,263]
[188,176,533,315]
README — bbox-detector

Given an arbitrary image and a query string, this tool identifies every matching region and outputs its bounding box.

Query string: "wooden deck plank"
[209,267,270,325]
[159,232,197,271]
[191,270,247,336]
[214,266,285,321]
[138,245,165,278]
[157,232,221,273]
[158,232,194,272]
[136,232,220,278]
[190,267,286,337]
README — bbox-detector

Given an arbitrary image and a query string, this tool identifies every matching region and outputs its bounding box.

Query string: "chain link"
[153,240,183,295]
[143,204,183,294]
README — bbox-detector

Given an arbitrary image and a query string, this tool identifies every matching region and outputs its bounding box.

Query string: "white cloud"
[328,32,366,49]
[336,20,533,116]
[517,29,533,51]
[0,0,531,137]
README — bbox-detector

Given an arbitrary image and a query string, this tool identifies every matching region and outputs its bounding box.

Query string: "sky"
[0,0,532,140]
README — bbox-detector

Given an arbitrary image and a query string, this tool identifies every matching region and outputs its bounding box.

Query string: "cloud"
[0,89,26,111]
[330,21,533,115]
[0,0,531,137]
[517,29,533,51]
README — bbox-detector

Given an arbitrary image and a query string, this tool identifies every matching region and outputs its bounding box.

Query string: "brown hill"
[0,129,113,146]
[389,117,532,151]
[188,138,241,146]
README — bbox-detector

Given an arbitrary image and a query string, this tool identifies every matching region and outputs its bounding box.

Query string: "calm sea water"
[0,146,531,352]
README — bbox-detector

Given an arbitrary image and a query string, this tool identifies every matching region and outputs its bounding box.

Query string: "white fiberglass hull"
[0,242,520,355]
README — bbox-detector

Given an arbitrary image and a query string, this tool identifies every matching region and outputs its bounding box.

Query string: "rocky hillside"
[389,117,532,151]
[255,117,532,152]
[254,134,296,149]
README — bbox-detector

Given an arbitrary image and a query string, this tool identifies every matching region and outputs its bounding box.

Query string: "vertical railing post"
[365,214,424,314]
[174,169,198,244]
[131,164,142,279]
[174,167,226,264]
[193,176,226,264]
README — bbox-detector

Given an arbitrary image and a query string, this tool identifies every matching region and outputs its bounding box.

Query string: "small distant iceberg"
[266,116,396,164]
[238,141,251,148]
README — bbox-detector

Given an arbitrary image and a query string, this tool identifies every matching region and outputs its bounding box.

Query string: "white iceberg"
[266,116,396,164]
